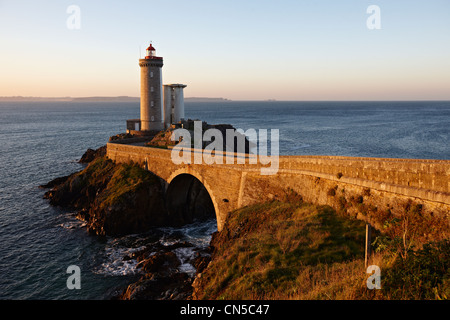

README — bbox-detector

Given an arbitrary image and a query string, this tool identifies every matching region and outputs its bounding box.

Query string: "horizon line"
[1,96,450,103]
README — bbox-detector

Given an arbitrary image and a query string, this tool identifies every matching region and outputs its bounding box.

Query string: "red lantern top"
[145,43,162,60]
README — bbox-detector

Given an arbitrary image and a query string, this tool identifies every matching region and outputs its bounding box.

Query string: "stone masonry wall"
[107,142,450,233]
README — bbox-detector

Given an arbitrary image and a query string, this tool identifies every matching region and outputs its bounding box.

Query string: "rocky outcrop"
[116,239,214,300]
[144,120,254,153]
[206,123,252,153]
[118,241,200,300]
[78,145,106,163]
[108,133,134,142]
[145,129,177,148]
[119,272,193,300]
[43,155,168,236]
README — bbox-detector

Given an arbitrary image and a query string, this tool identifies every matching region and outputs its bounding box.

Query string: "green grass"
[81,156,115,183]
[195,200,367,299]
[194,197,450,300]
[75,157,159,210]
[97,160,159,209]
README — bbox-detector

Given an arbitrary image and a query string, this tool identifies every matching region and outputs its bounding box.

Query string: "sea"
[0,100,449,300]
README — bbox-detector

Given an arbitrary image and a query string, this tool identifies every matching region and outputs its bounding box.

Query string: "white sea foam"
[57,214,86,229]
[178,219,217,248]
[173,247,197,276]
[93,219,217,277]
[94,241,147,276]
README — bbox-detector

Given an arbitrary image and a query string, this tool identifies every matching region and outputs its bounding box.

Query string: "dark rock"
[119,272,192,300]
[43,156,169,237]
[206,123,252,153]
[79,145,106,163]
[108,133,133,142]
[39,174,73,189]
[137,251,180,274]
[84,178,168,236]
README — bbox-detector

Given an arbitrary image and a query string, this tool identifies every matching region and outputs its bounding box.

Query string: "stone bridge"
[107,140,450,231]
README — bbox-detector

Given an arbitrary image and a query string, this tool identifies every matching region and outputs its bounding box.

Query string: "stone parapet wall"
[277,156,449,194]
[107,142,449,231]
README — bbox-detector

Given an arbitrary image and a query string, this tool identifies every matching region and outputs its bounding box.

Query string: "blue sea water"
[0,100,449,300]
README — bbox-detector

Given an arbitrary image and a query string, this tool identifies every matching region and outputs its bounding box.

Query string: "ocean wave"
[93,220,217,277]
[94,242,147,276]
[173,247,197,276]
[58,220,86,230]
[156,219,217,248]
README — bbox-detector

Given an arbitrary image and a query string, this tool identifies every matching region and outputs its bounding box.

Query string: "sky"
[0,0,449,100]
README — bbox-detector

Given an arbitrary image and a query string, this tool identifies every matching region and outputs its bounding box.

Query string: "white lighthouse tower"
[139,43,164,131]
[164,84,187,128]
[126,42,187,134]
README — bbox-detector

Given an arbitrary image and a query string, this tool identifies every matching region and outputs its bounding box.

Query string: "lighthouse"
[139,43,164,131]
[127,42,187,134]
[164,84,187,127]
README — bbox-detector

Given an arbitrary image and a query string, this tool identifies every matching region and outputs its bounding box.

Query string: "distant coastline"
[3,97,449,103]
[0,96,231,103]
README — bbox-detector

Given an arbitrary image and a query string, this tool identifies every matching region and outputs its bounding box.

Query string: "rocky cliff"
[42,148,168,236]
[41,146,215,300]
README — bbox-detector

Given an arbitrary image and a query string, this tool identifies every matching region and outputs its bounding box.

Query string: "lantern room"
[145,43,162,60]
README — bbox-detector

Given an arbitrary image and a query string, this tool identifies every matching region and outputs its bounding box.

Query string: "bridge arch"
[166,168,220,230]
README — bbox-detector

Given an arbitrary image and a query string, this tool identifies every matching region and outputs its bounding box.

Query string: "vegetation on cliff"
[192,195,450,300]
[192,197,366,299]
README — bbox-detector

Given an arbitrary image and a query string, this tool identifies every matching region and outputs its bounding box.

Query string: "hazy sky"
[1,0,449,100]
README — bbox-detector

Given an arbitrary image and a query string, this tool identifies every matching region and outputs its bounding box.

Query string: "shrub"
[327,187,336,197]
[338,196,347,212]
[382,239,450,299]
